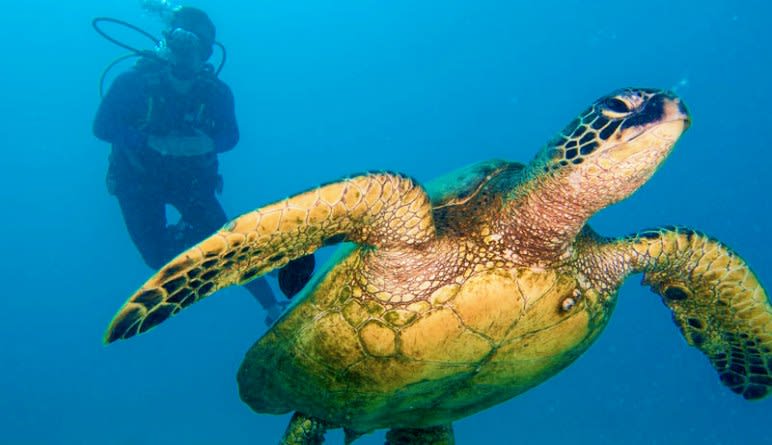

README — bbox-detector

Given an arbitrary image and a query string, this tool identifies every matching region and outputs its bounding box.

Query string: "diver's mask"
[159,27,205,80]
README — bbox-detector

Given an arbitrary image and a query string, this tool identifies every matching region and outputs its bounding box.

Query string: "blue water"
[1,0,770,443]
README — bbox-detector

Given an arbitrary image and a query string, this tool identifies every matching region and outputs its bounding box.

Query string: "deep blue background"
[1,0,770,443]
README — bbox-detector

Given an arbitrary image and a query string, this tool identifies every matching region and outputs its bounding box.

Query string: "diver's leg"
[171,184,227,248]
[171,171,282,319]
[166,162,227,249]
[172,165,314,300]
[182,161,315,299]
[244,277,287,324]
[385,425,454,445]
[115,180,170,270]
[279,412,327,445]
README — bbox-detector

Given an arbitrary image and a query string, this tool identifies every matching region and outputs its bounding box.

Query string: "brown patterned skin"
[104,88,772,443]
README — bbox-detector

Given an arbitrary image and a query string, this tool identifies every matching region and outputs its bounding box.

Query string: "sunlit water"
[1,1,769,443]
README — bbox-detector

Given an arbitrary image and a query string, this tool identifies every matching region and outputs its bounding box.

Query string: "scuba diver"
[93,5,315,325]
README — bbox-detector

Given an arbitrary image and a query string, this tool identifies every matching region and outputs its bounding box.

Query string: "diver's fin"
[104,173,435,343]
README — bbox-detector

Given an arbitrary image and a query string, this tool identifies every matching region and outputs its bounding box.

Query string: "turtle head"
[531,88,690,210]
[506,88,690,264]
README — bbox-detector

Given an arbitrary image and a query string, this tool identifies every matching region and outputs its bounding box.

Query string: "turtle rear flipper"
[611,227,772,399]
[105,173,436,343]
[385,425,455,445]
[280,412,328,445]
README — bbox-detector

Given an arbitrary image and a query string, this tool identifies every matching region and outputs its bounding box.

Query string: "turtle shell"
[236,159,608,433]
[425,159,523,208]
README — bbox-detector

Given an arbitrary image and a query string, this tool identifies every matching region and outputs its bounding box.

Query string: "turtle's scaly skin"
[105,88,772,443]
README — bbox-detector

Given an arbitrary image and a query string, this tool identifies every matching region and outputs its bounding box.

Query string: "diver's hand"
[147,130,215,157]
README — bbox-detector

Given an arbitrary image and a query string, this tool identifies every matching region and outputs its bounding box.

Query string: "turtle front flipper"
[105,173,435,343]
[607,227,772,399]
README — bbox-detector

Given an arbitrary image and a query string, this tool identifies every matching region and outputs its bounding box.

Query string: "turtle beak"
[585,90,689,205]
[643,93,690,142]
[662,93,691,130]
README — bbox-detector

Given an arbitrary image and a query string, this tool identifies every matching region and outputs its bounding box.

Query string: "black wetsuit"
[94,59,313,303]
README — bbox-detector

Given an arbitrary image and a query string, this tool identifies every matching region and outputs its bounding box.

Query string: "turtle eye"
[600,97,632,118]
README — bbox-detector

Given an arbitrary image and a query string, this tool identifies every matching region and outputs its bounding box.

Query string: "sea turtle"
[105,87,772,444]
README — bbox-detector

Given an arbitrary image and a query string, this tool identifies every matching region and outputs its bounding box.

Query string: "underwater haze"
[1,0,771,443]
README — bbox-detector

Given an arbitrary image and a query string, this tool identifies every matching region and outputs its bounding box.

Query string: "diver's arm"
[208,81,239,153]
[93,71,148,149]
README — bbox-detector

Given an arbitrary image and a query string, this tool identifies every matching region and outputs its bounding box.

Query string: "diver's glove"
[147,129,215,157]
